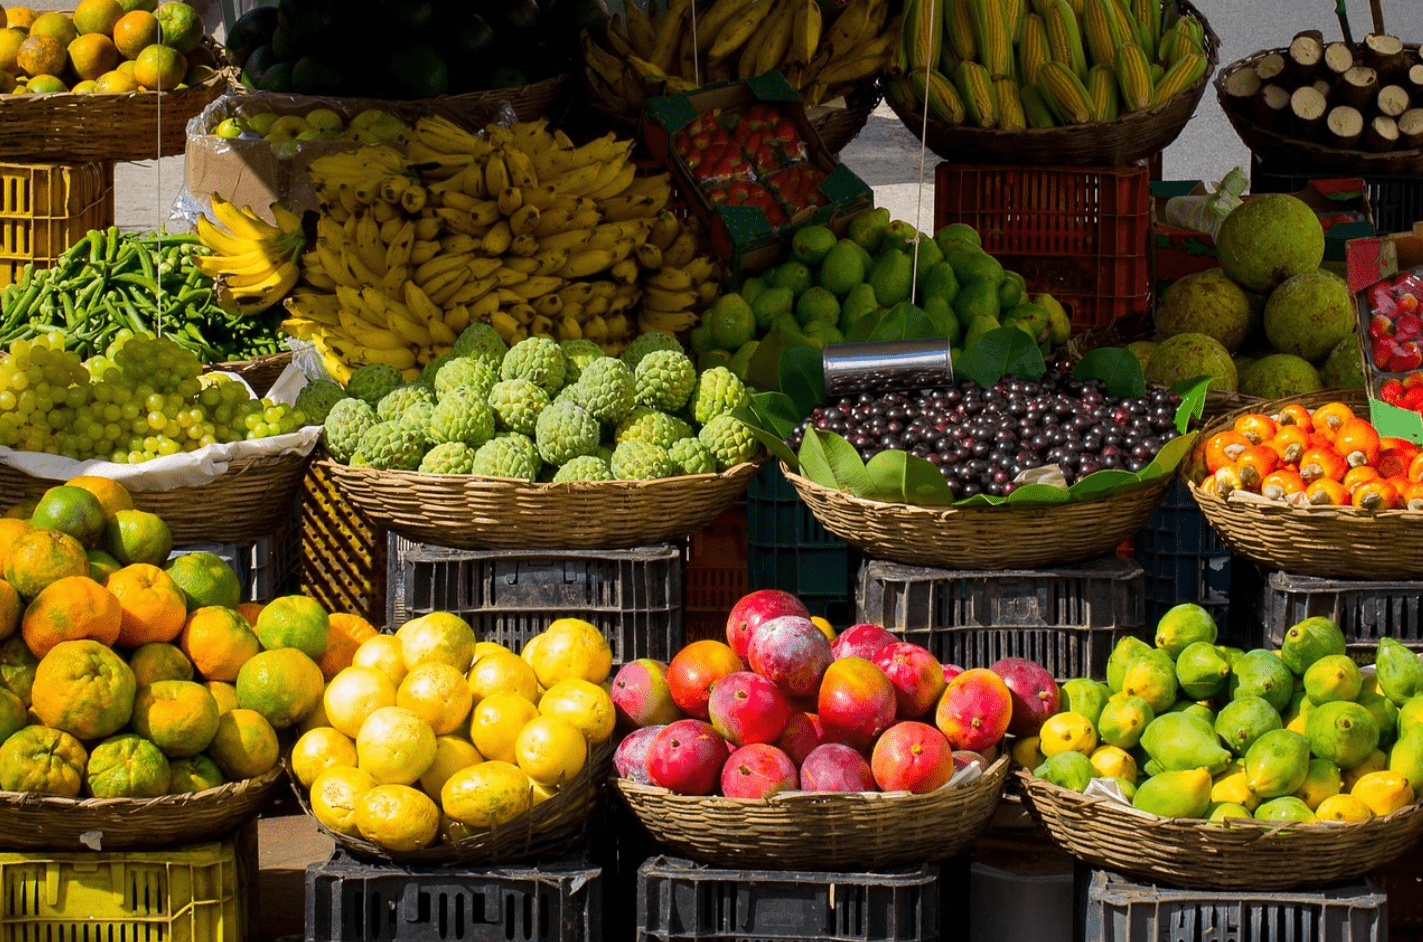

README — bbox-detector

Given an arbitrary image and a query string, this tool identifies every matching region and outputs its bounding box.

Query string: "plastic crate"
[684,501,747,645]
[1084,869,1387,942]
[306,849,601,942]
[0,160,115,288]
[933,162,1152,331]
[746,463,856,625]
[1134,479,1232,627]
[1259,569,1423,665]
[1249,154,1417,237]
[637,855,939,942]
[0,836,246,942]
[301,459,387,626]
[1369,840,1423,930]
[170,505,299,604]
[387,536,682,666]
[969,860,1074,942]
[856,556,1145,680]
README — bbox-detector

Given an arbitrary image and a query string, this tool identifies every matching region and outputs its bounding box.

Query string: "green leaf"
[1137,430,1198,483]
[779,345,826,417]
[1067,469,1141,500]
[1003,482,1072,504]
[954,491,1003,507]
[797,426,874,495]
[1171,375,1213,431]
[1075,347,1146,398]
[744,391,803,438]
[902,453,958,505]
[844,306,906,342]
[955,327,1047,387]
[746,423,799,469]
[864,449,910,502]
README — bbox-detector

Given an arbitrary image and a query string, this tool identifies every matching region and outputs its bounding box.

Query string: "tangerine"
[131,679,219,757]
[85,732,169,798]
[235,647,323,729]
[168,753,224,792]
[106,509,172,567]
[72,0,123,35]
[92,67,136,91]
[127,641,193,686]
[0,518,32,570]
[0,578,18,641]
[254,594,329,659]
[310,765,375,835]
[5,8,35,29]
[291,726,357,788]
[31,639,136,740]
[110,8,154,57]
[355,783,439,852]
[67,32,117,80]
[21,574,123,656]
[4,529,88,598]
[131,39,181,88]
[11,34,58,76]
[397,661,473,736]
[356,705,436,785]
[0,725,86,796]
[0,635,38,704]
[317,612,377,680]
[206,707,278,779]
[180,606,259,682]
[396,612,476,672]
[165,551,239,610]
[106,562,187,647]
[441,761,532,829]
[64,476,132,518]
[30,485,108,546]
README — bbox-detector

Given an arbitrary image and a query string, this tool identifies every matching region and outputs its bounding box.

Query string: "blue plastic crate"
[1133,480,1233,626]
[746,463,855,623]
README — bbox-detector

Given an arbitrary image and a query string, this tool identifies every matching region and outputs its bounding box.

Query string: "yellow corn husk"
[969,0,1012,78]
[1148,61,1165,84]
[1115,39,1153,112]
[944,0,978,63]
[1156,27,1198,67]
[1174,13,1205,48]
[1105,0,1141,61]
[906,0,943,72]
[912,67,969,123]
[953,59,999,127]
[1038,59,1094,123]
[1020,82,1058,126]
[1081,0,1122,69]
[1150,50,1206,105]
[1018,13,1050,85]
[1129,0,1161,55]
[1087,63,1119,120]
[1044,0,1088,80]
[994,76,1027,129]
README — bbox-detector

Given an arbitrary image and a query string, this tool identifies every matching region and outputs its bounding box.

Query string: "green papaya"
[1155,603,1219,658]
[1279,616,1346,676]
[1254,795,1316,823]
[1060,678,1111,728]
[1215,695,1283,758]
[1176,641,1231,700]
[1398,695,1423,733]
[1034,750,1096,792]
[867,250,913,308]
[1244,729,1312,798]
[1389,724,1423,791]
[1097,695,1154,749]
[1228,649,1294,714]
[1207,801,1254,823]
[1377,638,1423,706]
[1358,689,1399,750]
[1303,654,1362,705]
[1107,637,1152,693]
[1140,712,1233,775]
[1305,700,1379,770]
[1122,650,1179,714]
[1132,767,1212,819]
[848,207,891,253]
[1293,756,1341,810]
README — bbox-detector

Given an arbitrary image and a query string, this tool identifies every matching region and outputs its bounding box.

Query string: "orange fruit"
[205,679,238,714]
[64,476,133,518]
[110,9,154,59]
[514,715,587,786]
[525,618,612,687]
[31,638,137,740]
[310,765,376,835]
[131,679,219,756]
[323,665,397,739]
[117,0,156,12]
[153,0,197,52]
[0,725,87,796]
[254,595,329,659]
[0,29,25,76]
[5,8,35,29]
[12,34,58,76]
[469,692,539,765]
[291,726,358,788]
[67,32,117,80]
[352,634,407,687]
[131,39,181,88]
[356,705,436,785]
[355,783,439,852]
[537,678,616,745]
[235,601,264,624]
[397,662,473,736]
[24,73,65,93]
[168,753,224,793]
[395,612,476,672]
[30,486,108,547]
[106,563,186,647]
[92,67,136,92]
[127,641,193,686]
[418,735,482,797]
[86,548,121,583]
[106,509,172,567]
[0,578,18,641]
[0,635,38,705]
[180,606,259,682]
[27,11,75,47]
[467,650,539,706]
[235,647,323,730]
[165,551,239,610]
[85,732,170,798]
[21,574,123,656]
[0,688,24,744]
[4,501,35,519]
[116,58,135,76]
[0,518,33,571]
[206,707,278,779]
[441,761,532,829]
[4,529,88,598]
[72,0,123,35]
[317,612,378,680]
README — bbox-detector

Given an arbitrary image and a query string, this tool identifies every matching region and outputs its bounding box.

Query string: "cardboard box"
[1153,178,1374,283]
[1347,226,1423,443]
[643,71,873,274]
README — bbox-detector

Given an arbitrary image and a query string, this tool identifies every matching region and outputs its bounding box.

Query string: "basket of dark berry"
[754,357,1197,571]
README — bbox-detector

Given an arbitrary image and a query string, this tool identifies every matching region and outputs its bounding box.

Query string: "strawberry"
[1392,341,1423,373]
[1403,387,1423,410]
[1375,336,1401,368]
[1404,371,1423,390]
[1398,314,1423,342]
[1400,293,1421,315]
[1383,378,1406,403]
[1370,313,1397,338]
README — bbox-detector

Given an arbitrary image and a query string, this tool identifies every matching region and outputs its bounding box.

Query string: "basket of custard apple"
[308,327,763,549]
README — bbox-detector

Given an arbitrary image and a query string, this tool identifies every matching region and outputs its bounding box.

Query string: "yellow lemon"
[469,692,540,764]
[418,735,483,798]
[537,678,615,745]
[1038,711,1097,757]
[309,765,376,836]
[441,760,532,829]
[1343,750,1389,792]
[397,662,473,736]
[1350,770,1415,816]
[1210,764,1261,812]
[355,783,439,852]
[396,612,476,672]
[291,726,358,789]
[525,618,611,687]
[1316,793,1375,822]
[467,650,539,705]
[514,715,587,787]
[356,705,436,786]
[352,634,407,688]
[323,665,397,739]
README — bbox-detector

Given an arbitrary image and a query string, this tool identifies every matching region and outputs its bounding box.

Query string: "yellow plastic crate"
[0,160,115,287]
[0,837,244,942]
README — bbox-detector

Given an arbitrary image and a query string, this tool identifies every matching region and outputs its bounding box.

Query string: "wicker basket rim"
[0,764,282,812]
[318,456,764,491]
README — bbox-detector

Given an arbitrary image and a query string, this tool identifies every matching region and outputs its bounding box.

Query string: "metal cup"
[821,339,954,398]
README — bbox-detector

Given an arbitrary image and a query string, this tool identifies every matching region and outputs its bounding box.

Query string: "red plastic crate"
[684,501,746,644]
[934,162,1152,331]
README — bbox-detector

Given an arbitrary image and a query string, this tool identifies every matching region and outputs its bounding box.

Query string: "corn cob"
[1157,28,1198,67]
[1038,59,1094,123]
[994,76,1027,129]
[944,0,978,64]
[1020,83,1058,125]
[1148,62,1165,84]
[970,0,1011,78]
[1087,63,1120,120]
[1081,0,1123,69]
[1105,0,1141,62]
[1044,0,1088,80]
[1115,39,1153,112]
[1174,14,1205,49]
[1151,50,1206,105]
[1004,0,1026,43]
[1029,0,1054,14]
[1129,0,1161,53]
[1018,13,1051,85]
[912,67,969,122]
[905,0,944,73]
[954,59,1000,127]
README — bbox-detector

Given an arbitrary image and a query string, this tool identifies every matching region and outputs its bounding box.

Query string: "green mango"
[1208,801,1254,824]
[1254,795,1316,823]
[961,312,1001,349]
[1060,678,1111,728]
[848,207,891,253]
[1001,301,1052,345]
[1098,694,1154,749]
[882,220,921,253]
[1279,616,1346,676]
[934,222,982,255]
[1389,724,1423,791]
[1154,603,1218,658]
[919,260,960,305]
[907,233,943,275]
[1132,767,1212,819]
[1228,650,1294,714]
[868,249,913,308]
[1143,758,1165,777]
[750,286,795,332]
[1034,751,1096,792]
[945,246,1004,286]
[1357,689,1398,750]
[1244,729,1312,798]
[839,283,880,332]
[817,240,868,298]
[1107,637,1153,693]
[922,296,962,345]
[1176,641,1232,701]
[1122,649,1179,714]
[1398,695,1423,734]
[795,286,841,328]
[1215,696,1283,758]
[1140,712,1232,775]
[1306,700,1380,770]
[770,261,814,297]
[1376,637,1423,706]
[1303,654,1362,705]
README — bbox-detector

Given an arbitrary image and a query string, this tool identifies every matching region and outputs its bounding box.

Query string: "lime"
[214,117,248,139]
[707,294,755,351]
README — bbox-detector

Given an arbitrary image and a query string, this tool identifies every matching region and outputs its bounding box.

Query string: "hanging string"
[909,0,938,309]
[153,69,164,338]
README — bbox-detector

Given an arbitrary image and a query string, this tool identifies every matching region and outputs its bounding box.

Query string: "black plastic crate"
[856,556,1144,681]
[746,463,856,624]
[1133,480,1233,626]
[1084,869,1386,942]
[386,536,682,666]
[1250,154,1414,235]
[1259,569,1423,665]
[637,855,938,942]
[306,849,601,942]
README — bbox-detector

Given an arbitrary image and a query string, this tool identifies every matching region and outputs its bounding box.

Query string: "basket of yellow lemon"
[287,613,617,865]
[0,1,233,161]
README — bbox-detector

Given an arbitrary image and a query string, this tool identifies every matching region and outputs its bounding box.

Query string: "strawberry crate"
[933,162,1152,332]
[684,500,747,645]
[1249,156,1405,239]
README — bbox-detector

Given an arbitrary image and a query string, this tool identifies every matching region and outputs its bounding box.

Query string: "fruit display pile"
[312,329,759,481]
[612,589,1045,797]
[1028,604,1423,825]
[888,0,1208,129]
[207,106,413,159]
[1196,400,1419,510]
[1364,269,1423,414]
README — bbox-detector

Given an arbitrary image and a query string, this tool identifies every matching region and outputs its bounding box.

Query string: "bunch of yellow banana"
[582,0,898,116]
[283,115,720,382]
[887,0,1208,130]
[635,210,724,334]
[194,194,305,317]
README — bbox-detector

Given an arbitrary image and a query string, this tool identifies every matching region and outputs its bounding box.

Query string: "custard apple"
[668,437,717,476]
[560,339,607,384]
[451,323,508,370]
[323,398,379,463]
[294,379,346,424]
[610,439,676,480]
[419,442,476,474]
[534,401,600,466]
[472,435,539,480]
[595,443,615,463]
[698,414,759,470]
[570,357,636,424]
[354,421,427,470]
[428,387,495,447]
[344,363,402,406]
[377,383,436,422]
[554,384,581,404]
[434,358,499,400]
[398,401,435,436]
[553,454,614,482]
[621,330,682,370]
[420,353,455,386]
[615,406,693,448]
[501,336,566,393]
[489,378,549,435]
[688,367,750,425]
[635,349,696,412]
[494,432,542,478]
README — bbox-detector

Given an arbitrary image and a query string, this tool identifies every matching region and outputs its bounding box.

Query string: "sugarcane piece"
[1365,113,1400,151]
[1322,41,1354,81]
[1339,65,1379,110]
[1399,108,1423,148]
[1325,104,1364,148]
[1362,32,1406,84]
[1286,29,1324,83]
[1255,51,1286,84]
[1254,83,1293,128]
[1377,83,1410,118]
[1221,66,1260,111]
[1289,84,1327,138]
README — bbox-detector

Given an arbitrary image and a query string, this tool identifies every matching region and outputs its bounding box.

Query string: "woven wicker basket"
[883,0,1216,166]
[289,740,611,866]
[804,81,884,154]
[319,456,761,550]
[1218,45,1423,176]
[614,753,1009,870]
[0,765,282,852]
[1184,389,1423,579]
[0,449,312,545]
[781,463,1172,570]
[208,350,293,397]
[1018,770,1423,889]
[439,73,572,124]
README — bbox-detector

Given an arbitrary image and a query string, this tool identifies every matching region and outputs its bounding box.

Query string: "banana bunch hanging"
[194,195,305,316]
